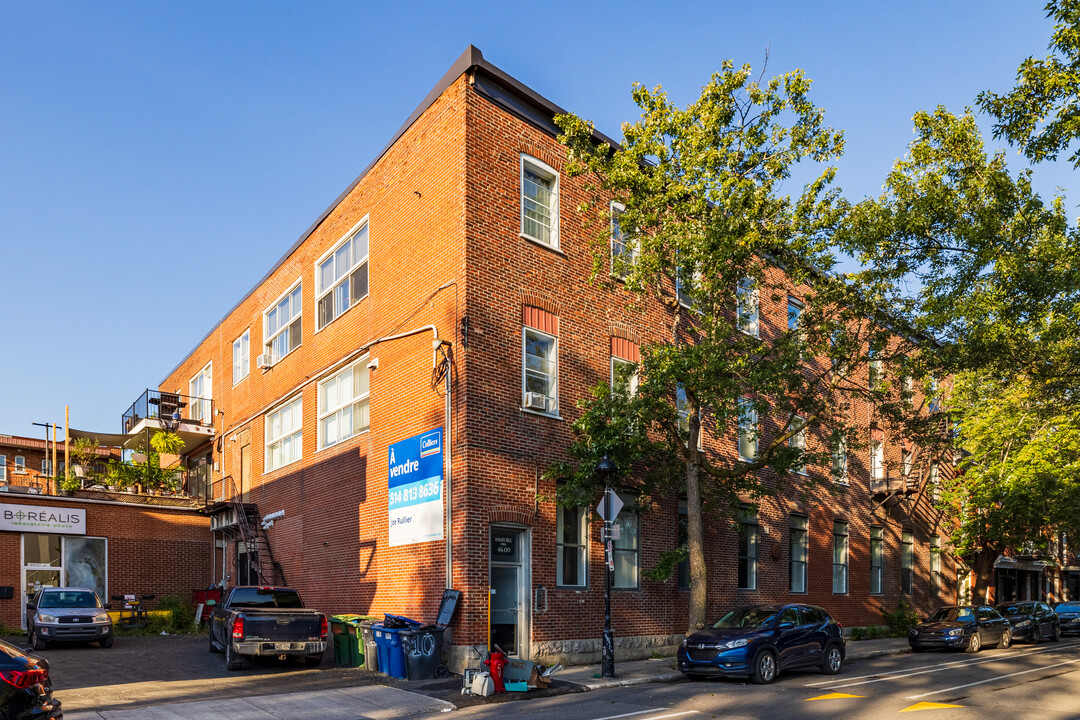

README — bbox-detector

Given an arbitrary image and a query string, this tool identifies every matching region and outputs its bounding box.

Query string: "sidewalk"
[62,684,455,720]
[556,636,911,690]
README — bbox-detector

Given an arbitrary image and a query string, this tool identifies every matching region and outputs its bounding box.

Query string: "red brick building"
[135,46,956,668]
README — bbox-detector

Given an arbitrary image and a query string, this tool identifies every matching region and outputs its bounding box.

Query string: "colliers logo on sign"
[419,431,441,458]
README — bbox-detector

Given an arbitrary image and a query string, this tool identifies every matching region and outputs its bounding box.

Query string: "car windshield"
[927,607,975,623]
[38,591,101,609]
[711,607,778,630]
[997,603,1034,615]
[229,588,303,609]
[1056,603,1080,613]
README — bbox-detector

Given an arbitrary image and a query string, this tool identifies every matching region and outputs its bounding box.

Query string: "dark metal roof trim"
[162,45,615,384]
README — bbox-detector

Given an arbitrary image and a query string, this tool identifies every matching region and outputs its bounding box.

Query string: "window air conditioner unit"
[256,354,274,369]
[524,392,547,411]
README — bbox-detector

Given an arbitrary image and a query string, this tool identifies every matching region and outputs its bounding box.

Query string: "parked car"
[909,605,1011,653]
[25,586,113,650]
[1054,602,1080,635]
[208,586,327,671]
[0,638,62,719]
[677,604,845,684]
[995,601,1060,643]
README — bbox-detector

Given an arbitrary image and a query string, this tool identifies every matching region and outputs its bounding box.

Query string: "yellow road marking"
[805,692,866,701]
[901,702,964,712]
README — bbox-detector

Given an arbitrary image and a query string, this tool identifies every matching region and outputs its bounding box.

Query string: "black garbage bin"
[400,625,446,680]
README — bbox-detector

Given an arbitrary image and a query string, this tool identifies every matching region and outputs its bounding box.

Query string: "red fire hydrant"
[483,651,508,693]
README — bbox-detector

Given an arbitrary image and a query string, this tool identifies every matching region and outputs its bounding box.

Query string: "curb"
[846,646,912,661]
[575,672,685,691]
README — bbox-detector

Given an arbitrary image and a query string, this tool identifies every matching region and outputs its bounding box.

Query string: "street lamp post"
[596,453,617,678]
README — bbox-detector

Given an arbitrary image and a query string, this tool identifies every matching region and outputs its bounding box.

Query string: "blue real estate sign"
[387,427,444,547]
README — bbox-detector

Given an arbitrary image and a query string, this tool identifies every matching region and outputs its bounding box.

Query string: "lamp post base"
[601,629,615,678]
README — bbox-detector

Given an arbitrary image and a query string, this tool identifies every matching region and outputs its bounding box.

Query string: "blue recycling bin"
[373,615,422,679]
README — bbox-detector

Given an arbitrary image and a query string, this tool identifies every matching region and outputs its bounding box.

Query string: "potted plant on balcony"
[70,437,100,487]
[59,472,80,497]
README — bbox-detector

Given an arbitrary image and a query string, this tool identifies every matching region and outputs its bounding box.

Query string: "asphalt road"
[435,639,1080,720]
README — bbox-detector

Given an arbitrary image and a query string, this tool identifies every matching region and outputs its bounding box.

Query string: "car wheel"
[966,632,982,654]
[1031,625,1041,644]
[209,633,222,654]
[303,653,324,667]
[225,642,246,671]
[30,628,47,651]
[751,650,777,685]
[821,644,843,675]
[99,635,114,649]
[1000,629,1012,649]
[1052,624,1061,642]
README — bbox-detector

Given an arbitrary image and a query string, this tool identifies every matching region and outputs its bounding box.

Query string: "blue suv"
[677,604,846,684]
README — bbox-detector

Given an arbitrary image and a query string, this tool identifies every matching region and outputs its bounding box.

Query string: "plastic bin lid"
[331,614,365,622]
[384,614,423,626]
[435,589,461,627]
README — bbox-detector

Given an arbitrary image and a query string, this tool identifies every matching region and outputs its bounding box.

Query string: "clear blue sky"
[0,1,1071,437]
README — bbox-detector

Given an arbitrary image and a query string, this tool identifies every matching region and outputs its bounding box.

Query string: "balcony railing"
[122,389,214,434]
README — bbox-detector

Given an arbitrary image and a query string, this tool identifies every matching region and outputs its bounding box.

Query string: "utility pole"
[596,454,619,678]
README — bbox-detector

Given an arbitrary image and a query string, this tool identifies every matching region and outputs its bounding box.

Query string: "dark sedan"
[0,639,61,720]
[677,604,845,684]
[909,605,1011,653]
[1054,602,1080,635]
[995,601,1060,643]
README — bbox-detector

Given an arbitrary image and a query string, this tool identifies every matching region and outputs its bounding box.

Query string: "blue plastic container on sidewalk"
[375,615,422,679]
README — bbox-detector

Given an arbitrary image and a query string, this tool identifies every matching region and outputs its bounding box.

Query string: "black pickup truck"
[207,586,328,670]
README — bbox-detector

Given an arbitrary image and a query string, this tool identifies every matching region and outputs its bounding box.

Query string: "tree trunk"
[971,548,999,605]
[685,412,707,633]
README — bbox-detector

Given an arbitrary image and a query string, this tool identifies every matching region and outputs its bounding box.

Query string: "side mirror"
[205,599,216,607]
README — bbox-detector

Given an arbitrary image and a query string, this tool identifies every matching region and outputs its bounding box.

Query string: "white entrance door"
[20,534,108,630]
[490,527,529,657]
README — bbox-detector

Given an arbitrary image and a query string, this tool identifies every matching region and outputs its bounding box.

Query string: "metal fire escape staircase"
[211,478,286,587]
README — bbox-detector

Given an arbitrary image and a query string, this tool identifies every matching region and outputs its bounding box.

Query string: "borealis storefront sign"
[387,427,443,547]
[0,503,86,535]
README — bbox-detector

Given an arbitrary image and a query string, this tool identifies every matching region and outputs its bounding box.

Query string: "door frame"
[489,524,531,659]
[20,533,109,630]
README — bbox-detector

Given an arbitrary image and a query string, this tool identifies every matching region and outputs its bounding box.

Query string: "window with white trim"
[736,277,759,336]
[41,459,52,477]
[521,155,559,248]
[901,529,914,594]
[901,373,915,406]
[0,454,6,481]
[318,360,370,450]
[930,535,942,595]
[789,416,807,474]
[612,492,639,588]
[556,501,588,587]
[611,357,638,397]
[870,526,884,594]
[523,327,558,415]
[316,220,369,329]
[787,298,804,356]
[831,432,848,484]
[789,515,808,593]
[189,362,212,424]
[737,398,757,461]
[610,202,634,277]
[265,396,302,472]
[833,521,849,593]
[929,462,940,502]
[901,449,914,482]
[14,456,26,474]
[265,282,302,363]
[870,439,885,482]
[232,330,250,385]
[737,508,758,590]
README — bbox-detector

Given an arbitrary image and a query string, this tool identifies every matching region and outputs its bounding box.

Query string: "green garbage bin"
[344,615,380,668]
[331,614,365,666]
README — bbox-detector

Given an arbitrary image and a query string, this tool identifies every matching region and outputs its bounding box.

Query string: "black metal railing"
[122,389,215,434]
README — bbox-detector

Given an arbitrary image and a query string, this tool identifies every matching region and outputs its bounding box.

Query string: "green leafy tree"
[978,1,1080,167]
[551,62,926,631]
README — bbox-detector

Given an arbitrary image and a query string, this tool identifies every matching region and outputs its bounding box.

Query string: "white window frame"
[556,503,588,588]
[833,521,849,594]
[787,298,804,356]
[520,155,559,249]
[930,462,940,502]
[0,454,6,482]
[522,327,558,416]
[870,439,885,481]
[265,395,303,473]
[789,416,807,474]
[870,526,884,594]
[736,277,759,337]
[610,201,634,277]
[831,433,848,484]
[232,330,250,385]
[41,459,52,477]
[611,356,638,397]
[930,535,942,594]
[189,361,212,424]
[612,491,639,589]
[315,216,370,331]
[789,515,809,593]
[737,508,758,590]
[15,456,27,474]
[317,357,370,451]
[901,529,914,594]
[263,279,303,363]
[737,398,757,461]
